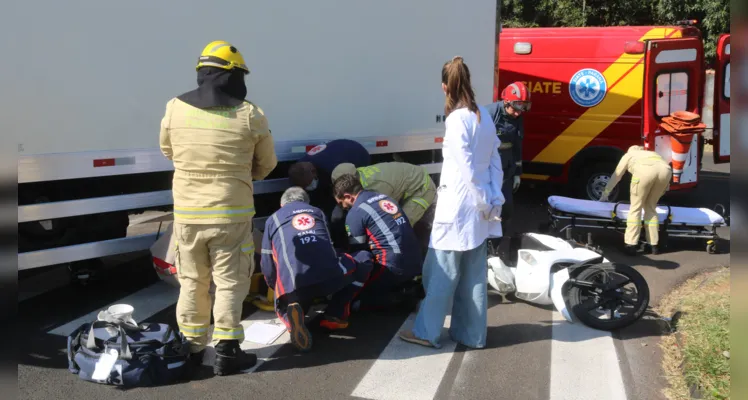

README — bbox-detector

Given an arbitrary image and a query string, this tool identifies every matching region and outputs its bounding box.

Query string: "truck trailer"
[13,1,500,276]
[496,25,731,201]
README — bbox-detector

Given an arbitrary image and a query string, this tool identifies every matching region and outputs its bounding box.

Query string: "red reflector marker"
[93,158,116,167]
[434,137,444,143]
[376,141,388,147]
[305,145,316,152]
[624,41,646,55]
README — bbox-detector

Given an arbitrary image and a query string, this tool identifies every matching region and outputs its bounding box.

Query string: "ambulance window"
[724,63,730,99]
[656,72,689,117]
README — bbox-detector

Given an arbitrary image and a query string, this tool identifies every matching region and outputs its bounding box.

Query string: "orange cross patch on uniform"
[378,199,399,215]
[307,144,327,156]
[292,213,316,230]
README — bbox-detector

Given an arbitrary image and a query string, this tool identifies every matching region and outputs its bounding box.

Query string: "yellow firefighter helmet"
[196,40,249,74]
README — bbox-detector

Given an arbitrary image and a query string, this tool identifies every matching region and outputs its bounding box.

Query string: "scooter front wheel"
[567,263,649,331]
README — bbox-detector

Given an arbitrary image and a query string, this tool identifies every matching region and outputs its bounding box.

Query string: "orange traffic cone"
[659,111,706,184]
[669,132,694,183]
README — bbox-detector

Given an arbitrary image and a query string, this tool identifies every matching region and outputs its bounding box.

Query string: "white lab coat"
[429,106,505,252]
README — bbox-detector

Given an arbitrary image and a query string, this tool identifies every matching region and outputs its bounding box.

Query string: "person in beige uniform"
[331,161,437,254]
[159,40,277,376]
[599,145,672,255]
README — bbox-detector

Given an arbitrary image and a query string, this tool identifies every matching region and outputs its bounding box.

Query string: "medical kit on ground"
[66,304,190,387]
[546,196,728,253]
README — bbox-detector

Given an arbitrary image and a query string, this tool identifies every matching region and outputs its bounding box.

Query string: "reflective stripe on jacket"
[345,191,422,277]
[160,98,278,224]
[603,147,672,196]
[355,162,436,224]
[260,201,355,295]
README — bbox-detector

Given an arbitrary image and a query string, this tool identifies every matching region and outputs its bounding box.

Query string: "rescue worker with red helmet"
[159,40,277,376]
[484,82,531,260]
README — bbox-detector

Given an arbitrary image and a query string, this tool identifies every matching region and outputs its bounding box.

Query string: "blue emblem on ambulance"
[569,68,607,108]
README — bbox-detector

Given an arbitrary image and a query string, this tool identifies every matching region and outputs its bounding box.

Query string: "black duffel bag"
[66,320,190,387]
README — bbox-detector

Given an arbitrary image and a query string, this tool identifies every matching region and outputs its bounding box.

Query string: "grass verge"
[657,267,730,400]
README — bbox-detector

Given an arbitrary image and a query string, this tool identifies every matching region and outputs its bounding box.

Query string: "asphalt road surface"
[18,156,730,400]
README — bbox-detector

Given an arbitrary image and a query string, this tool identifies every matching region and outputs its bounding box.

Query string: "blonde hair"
[442,56,480,122]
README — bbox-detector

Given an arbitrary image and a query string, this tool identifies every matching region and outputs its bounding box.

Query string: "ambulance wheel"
[576,162,627,202]
[567,262,649,331]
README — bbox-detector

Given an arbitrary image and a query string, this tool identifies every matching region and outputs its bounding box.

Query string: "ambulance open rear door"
[712,34,730,163]
[642,37,705,189]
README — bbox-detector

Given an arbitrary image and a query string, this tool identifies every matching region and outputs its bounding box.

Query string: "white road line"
[198,305,328,370]
[550,311,627,400]
[48,281,179,336]
[351,313,458,400]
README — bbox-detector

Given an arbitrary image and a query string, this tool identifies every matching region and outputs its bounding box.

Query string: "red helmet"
[501,82,531,112]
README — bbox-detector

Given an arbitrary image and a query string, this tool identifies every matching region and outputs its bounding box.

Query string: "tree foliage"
[499,0,730,65]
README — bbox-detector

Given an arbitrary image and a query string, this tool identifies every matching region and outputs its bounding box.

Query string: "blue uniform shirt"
[301,139,372,215]
[300,139,371,181]
[261,201,356,295]
[485,101,524,177]
[344,190,422,277]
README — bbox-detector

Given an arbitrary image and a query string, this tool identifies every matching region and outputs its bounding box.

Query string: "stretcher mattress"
[548,196,725,226]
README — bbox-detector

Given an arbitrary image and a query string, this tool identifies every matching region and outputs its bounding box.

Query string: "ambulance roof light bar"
[677,19,699,26]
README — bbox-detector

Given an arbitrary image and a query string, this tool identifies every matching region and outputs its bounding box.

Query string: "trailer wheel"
[575,162,628,202]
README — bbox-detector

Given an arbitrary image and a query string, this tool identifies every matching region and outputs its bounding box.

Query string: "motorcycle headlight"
[519,250,538,266]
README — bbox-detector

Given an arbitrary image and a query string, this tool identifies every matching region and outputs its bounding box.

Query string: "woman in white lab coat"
[399,56,505,349]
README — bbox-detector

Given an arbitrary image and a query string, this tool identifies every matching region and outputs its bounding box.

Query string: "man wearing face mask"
[485,82,530,262]
[159,40,277,377]
[288,139,371,248]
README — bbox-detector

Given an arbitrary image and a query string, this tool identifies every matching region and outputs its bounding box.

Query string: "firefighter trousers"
[173,221,254,352]
[498,147,516,235]
[625,165,672,246]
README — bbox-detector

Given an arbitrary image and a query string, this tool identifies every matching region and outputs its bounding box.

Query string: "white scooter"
[487,231,650,331]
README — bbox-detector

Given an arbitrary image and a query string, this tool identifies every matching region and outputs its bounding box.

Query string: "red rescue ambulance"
[496,25,731,201]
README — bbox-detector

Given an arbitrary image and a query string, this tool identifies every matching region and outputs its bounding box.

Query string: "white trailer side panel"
[5,1,497,157]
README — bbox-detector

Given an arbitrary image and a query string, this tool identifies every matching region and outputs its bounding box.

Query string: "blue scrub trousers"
[412,240,488,349]
[277,251,373,325]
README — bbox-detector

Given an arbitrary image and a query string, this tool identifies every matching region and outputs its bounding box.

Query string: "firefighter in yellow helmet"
[331,161,437,255]
[159,40,278,376]
[599,145,672,256]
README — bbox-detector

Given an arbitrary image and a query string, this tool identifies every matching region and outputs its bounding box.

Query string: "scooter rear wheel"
[567,263,649,331]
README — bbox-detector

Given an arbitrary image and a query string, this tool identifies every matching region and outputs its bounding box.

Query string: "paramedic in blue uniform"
[260,187,374,352]
[332,174,423,311]
[288,139,371,247]
[485,82,531,260]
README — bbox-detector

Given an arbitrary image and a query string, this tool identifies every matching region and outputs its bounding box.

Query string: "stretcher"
[546,196,729,254]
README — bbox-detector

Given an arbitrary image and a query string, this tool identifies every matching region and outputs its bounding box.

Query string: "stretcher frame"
[546,201,729,254]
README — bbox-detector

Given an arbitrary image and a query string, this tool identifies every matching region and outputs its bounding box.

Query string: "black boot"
[190,349,205,367]
[624,244,638,256]
[651,244,660,255]
[214,340,257,376]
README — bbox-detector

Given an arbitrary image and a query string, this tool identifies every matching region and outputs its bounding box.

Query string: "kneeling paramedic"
[333,174,423,311]
[287,139,371,248]
[599,145,672,255]
[260,187,374,352]
[159,40,277,376]
[331,161,437,256]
